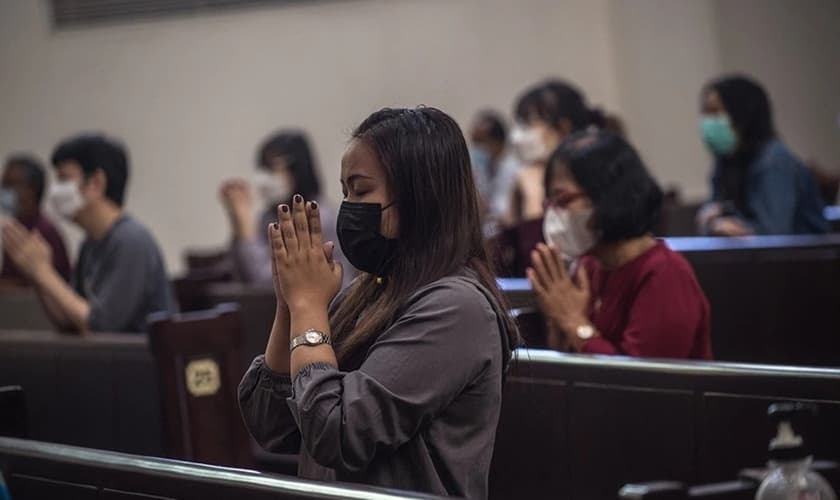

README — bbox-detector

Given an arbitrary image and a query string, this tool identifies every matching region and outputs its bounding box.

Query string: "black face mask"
[337,201,397,275]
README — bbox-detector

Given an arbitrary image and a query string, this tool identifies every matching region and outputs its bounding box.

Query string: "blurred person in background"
[1,134,175,333]
[0,155,71,286]
[529,130,711,359]
[505,78,605,227]
[696,75,828,235]
[468,110,520,237]
[219,130,354,287]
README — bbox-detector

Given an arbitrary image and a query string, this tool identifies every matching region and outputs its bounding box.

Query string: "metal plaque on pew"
[185,358,221,397]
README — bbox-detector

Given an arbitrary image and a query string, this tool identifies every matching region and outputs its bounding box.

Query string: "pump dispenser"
[755,402,836,500]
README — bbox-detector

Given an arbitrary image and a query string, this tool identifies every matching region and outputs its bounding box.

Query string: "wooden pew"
[204,282,275,368]
[490,349,840,500]
[0,323,293,474]
[4,330,839,500]
[0,437,445,500]
[0,330,162,456]
[500,234,840,366]
[655,202,704,237]
[0,289,53,330]
[148,304,253,468]
[668,235,840,366]
[0,385,27,438]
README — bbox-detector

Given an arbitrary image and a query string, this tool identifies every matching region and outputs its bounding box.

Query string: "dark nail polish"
[310,201,318,210]
[281,205,289,213]
[294,194,302,204]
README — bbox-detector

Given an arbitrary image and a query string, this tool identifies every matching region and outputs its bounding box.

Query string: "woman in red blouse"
[528,130,712,359]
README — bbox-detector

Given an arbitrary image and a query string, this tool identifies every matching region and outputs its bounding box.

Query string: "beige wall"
[607,0,722,200]
[714,0,840,170]
[0,0,621,273]
[0,0,837,274]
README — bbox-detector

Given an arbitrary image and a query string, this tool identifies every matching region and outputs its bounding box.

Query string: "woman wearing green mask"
[696,75,828,235]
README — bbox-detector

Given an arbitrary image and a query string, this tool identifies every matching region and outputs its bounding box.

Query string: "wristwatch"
[289,329,332,352]
[575,324,596,340]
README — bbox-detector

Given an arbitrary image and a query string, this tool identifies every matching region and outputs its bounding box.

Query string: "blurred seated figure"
[219,130,354,288]
[696,75,828,235]
[505,78,605,228]
[528,130,712,359]
[1,134,176,333]
[1,155,71,286]
[468,110,520,237]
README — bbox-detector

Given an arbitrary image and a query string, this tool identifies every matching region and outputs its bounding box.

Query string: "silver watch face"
[577,325,595,340]
[304,330,323,344]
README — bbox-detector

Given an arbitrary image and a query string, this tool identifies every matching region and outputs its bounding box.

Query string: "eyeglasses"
[544,191,587,209]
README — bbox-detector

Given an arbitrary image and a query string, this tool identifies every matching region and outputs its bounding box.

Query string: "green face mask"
[701,115,737,156]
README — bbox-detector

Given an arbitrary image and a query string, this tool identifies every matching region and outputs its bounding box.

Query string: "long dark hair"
[703,75,776,211]
[330,107,519,361]
[514,79,606,131]
[256,130,321,201]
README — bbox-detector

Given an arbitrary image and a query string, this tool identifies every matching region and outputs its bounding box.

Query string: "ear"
[556,118,573,139]
[84,168,108,200]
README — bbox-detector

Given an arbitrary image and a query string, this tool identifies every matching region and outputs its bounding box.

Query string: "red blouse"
[580,241,713,360]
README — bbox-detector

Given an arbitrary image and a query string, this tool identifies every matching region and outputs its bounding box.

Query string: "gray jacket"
[238,271,514,499]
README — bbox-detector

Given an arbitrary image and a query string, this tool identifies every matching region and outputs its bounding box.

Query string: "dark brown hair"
[330,107,519,361]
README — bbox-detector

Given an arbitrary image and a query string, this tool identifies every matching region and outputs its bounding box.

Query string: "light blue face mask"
[0,188,17,217]
[701,115,737,156]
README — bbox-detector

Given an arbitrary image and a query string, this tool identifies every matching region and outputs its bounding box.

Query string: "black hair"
[514,79,605,131]
[474,110,507,144]
[706,75,775,156]
[256,130,321,200]
[51,134,129,206]
[703,75,776,211]
[546,130,663,244]
[330,106,519,361]
[4,155,46,203]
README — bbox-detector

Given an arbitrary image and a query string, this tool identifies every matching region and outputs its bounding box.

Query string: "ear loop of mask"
[374,200,397,285]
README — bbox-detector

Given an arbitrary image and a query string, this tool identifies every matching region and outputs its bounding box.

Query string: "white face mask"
[48,180,85,220]
[542,206,596,259]
[253,170,292,204]
[510,125,548,164]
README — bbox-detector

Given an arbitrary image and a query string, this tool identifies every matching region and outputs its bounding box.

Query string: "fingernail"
[293,194,302,204]
[310,201,318,210]
[281,205,289,213]
[273,223,279,229]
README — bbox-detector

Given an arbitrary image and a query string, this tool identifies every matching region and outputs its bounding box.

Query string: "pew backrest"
[491,349,840,500]
[0,437,445,500]
[148,304,253,468]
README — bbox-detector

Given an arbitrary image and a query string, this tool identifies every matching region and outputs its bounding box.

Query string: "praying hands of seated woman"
[526,242,597,351]
[266,193,343,378]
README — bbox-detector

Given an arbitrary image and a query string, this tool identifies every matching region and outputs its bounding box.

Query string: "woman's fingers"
[526,267,547,296]
[548,244,567,280]
[323,240,335,265]
[291,194,310,250]
[1,220,26,252]
[308,200,324,248]
[529,250,551,289]
[576,264,591,294]
[278,204,297,253]
[537,243,561,280]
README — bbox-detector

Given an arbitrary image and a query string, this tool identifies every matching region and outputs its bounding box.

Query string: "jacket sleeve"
[238,356,302,453]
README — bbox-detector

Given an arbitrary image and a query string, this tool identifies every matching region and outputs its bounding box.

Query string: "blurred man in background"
[1,134,176,333]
